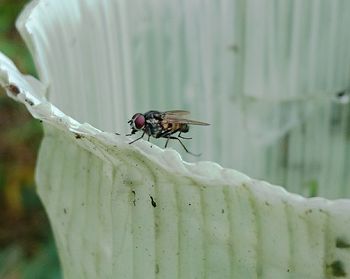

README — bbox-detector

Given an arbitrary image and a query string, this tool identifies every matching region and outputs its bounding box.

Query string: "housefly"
[127,110,209,156]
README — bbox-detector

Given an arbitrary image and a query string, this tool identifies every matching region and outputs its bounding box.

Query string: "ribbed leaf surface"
[15,0,350,198]
[36,126,350,279]
[1,50,350,278]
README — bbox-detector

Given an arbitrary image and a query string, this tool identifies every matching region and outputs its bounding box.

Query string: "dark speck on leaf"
[75,133,82,139]
[64,208,67,214]
[132,190,136,206]
[228,44,239,53]
[221,209,224,214]
[5,84,20,95]
[150,195,157,208]
[24,98,34,106]
[337,91,346,98]
[336,238,350,248]
[327,260,347,277]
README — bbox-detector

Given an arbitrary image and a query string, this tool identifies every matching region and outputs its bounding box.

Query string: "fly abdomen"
[180,124,189,133]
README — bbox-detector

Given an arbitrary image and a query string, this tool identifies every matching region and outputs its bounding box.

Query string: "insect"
[127,110,209,156]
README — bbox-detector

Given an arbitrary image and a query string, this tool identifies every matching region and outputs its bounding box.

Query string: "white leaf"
[1,0,350,278]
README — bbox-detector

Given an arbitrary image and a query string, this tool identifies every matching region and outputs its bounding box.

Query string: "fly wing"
[162,110,210,125]
[163,116,210,126]
[167,118,210,126]
[163,110,190,117]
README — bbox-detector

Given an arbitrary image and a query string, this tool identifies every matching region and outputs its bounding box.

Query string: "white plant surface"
[15,0,350,198]
[1,0,350,278]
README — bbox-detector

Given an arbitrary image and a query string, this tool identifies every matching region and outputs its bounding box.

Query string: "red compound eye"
[134,114,145,129]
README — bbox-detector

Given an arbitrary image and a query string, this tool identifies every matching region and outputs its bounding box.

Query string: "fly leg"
[178,132,192,140]
[129,131,145,144]
[126,130,137,136]
[165,137,170,148]
[164,136,201,157]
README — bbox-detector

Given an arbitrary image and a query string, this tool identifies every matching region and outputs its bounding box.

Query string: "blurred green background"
[0,1,61,278]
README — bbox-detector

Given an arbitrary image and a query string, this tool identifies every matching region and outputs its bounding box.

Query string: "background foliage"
[0,0,61,278]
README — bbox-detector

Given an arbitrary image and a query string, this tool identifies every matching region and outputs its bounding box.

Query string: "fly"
[126,110,209,156]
